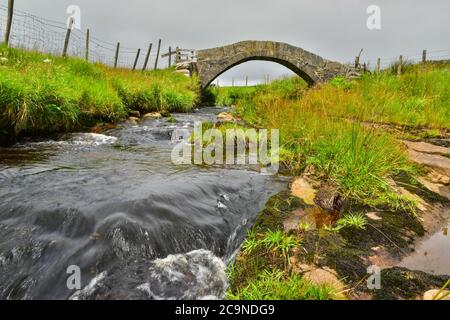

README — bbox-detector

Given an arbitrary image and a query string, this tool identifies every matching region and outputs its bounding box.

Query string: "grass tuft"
[227,269,342,300]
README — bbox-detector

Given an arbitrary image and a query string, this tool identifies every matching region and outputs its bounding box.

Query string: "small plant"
[298,221,313,232]
[324,213,368,232]
[167,116,177,123]
[241,230,260,255]
[338,213,368,230]
[262,230,299,263]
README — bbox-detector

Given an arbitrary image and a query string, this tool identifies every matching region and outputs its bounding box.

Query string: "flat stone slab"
[403,141,450,156]
[418,177,450,201]
[407,149,450,176]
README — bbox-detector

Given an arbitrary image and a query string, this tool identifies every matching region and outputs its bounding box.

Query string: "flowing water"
[0,107,287,300]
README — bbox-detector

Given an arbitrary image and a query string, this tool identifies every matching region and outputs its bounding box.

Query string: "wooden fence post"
[168,46,172,67]
[114,42,120,68]
[355,49,363,68]
[133,48,141,70]
[142,43,152,71]
[245,76,248,87]
[85,29,90,62]
[422,49,427,71]
[62,17,74,57]
[176,47,180,64]
[397,55,403,77]
[376,58,381,74]
[231,78,234,87]
[154,39,161,70]
[4,0,14,46]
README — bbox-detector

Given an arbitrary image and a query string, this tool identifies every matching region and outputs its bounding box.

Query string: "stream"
[0,107,287,300]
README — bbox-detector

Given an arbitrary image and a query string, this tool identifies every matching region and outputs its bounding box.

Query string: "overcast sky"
[11,0,450,85]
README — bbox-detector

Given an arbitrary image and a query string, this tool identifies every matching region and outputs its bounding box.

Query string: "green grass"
[227,269,340,300]
[204,86,258,106]
[205,76,308,107]
[0,45,199,142]
[309,64,450,129]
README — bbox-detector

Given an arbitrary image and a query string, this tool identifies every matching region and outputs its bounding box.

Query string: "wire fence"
[0,4,449,73]
[379,50,450,69]
[371,49,450,71]
[0,4,171,69]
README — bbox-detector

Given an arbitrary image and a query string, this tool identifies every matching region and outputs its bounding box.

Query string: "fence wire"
[0,5,448,72]
[0,4,170,69]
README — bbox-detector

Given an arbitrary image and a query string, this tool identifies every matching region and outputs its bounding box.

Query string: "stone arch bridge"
[176,41,354,89]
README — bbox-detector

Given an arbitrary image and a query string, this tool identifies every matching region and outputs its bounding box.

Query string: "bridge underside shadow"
[201,56,317,88]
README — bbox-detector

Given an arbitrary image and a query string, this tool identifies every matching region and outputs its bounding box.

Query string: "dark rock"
[314,184,343,215]
[128,110,140,118]
[160,110,171,118]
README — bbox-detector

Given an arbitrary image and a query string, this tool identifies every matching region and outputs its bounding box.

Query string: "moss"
[303,207,424,279]
[373,267,449,300]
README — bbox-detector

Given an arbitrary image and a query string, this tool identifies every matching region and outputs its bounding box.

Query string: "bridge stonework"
[176,41,353,89]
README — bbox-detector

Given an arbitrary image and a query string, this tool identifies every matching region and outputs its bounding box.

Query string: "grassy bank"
[0,45,199,143]
[220,63,449,300]
[215,65,450,209]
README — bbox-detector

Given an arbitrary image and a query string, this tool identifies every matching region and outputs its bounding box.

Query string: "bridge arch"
[195,41,348,89]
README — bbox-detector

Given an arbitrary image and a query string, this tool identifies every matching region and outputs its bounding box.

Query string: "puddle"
[398,219,450,276]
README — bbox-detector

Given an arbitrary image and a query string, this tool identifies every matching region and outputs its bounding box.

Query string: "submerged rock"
[160,110,171,118]
[128,110,141,118]
[217,112,237,122]
[126,117,140,125]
